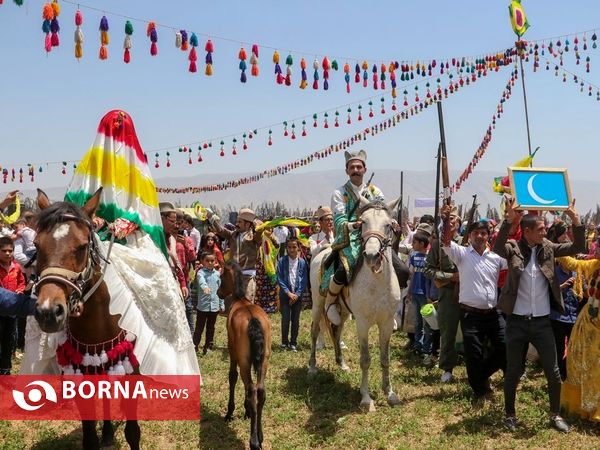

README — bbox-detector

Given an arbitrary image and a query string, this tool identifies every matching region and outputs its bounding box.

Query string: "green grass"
[2,310,600,448]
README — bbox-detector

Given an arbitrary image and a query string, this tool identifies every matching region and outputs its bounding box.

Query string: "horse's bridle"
[32,213,111,316]
[360,226,393,257]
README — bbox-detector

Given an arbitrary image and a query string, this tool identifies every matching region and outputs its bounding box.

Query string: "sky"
[0,0,599,195]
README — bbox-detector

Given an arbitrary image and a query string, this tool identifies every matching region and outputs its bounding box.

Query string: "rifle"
[461,194,478,246]
[393,172,404,253]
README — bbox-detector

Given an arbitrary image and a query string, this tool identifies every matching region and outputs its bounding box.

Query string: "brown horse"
[33,188,141,450]
[218,261,271,450]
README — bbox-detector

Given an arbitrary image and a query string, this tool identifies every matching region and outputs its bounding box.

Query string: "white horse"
[309,198,402,411]
[308,247,350,374]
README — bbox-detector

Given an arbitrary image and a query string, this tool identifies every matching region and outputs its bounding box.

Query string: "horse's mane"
[225,260,246,300]
[358,200,390,216]
[36,201,89,233]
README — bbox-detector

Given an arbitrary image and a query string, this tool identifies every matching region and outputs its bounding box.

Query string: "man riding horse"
[322,149,409,325]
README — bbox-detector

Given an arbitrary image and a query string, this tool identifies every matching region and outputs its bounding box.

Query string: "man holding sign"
[493,197,584,433]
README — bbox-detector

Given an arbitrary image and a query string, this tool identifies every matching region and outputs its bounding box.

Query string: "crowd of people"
[1,146,600,435]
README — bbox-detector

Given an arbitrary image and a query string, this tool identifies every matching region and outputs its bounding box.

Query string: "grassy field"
[2,309,600,449]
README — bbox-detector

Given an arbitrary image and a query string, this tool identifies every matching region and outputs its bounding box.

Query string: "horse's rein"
[32,214,115,316]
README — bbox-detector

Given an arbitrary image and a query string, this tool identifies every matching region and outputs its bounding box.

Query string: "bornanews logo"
[0,375,200,420]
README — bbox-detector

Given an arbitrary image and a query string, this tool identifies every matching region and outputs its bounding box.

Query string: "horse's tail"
[247,317,264,380]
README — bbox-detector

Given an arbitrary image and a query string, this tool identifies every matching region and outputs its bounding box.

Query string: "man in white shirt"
[442,206,507,405]
[309,206,335,256]
[183,215,201,254]
[493,198,583,433]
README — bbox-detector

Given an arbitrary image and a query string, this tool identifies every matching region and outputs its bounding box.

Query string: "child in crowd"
[0,236,25,374]
[277,237,308,352]
[12,218,36,260]
[407,232,433,366]
[193,252,224,355]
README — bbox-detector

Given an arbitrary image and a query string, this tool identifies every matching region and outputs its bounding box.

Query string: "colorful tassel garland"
[188,32,198,73]
[250,44,259,77]
[312,58,319,89]
[147,22,157,56]
[123,20,133,63]
[273,51,282,84]
[299,58,307,89]
[372,64,378,90]
[285,54,293,86]
[42,2,55,53]
[344,62,350,93]
[180,30,188,51]
[50,0,60,48]
[322,57,330,90]
[205,39,213,75]
[362,61,369,87]
[99,15,109,60]
[175,31,182,49]
[74,9,83,60]
[239,47,247,83]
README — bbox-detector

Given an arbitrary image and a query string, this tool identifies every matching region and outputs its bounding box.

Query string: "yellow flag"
[509,0,530,38]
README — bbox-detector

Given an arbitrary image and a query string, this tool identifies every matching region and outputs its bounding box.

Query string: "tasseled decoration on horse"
[123,20,133,64]
[250,44,259,77]
[42,2,55,53]
[147,22,157,56]
[239,47,247,83]
[205,39,214,75]
[299,58,307,89]
[99,15,109,60]
[57,329,138,375]
[188,33,198,73]
[74,9,83,60]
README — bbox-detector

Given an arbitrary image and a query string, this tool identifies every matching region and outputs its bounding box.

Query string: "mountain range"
[3,169,599,220]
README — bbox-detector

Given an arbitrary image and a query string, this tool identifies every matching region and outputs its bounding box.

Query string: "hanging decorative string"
[451,69,518,193]
[0,64,509,184]
[9,0,517,94]
[156,69,497,195]
[531,52,600,101]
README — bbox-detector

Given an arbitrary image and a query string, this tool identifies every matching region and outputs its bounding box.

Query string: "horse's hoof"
[360,401,376,412]
[340,363,350,372]
[224,414,233,422]
[387,392,401,406]
[307,367,317,377]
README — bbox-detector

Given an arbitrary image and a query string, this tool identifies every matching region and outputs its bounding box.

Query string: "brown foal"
[218,261,271,450]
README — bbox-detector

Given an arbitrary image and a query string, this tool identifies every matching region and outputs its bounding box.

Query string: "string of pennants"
[3,0,517,96]
[155,67,510,194]
[0,56,515,184]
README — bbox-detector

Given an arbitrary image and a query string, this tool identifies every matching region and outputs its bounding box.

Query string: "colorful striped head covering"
[65,110,167,254]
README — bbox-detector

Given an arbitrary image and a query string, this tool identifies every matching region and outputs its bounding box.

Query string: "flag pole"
[517,40,533,166]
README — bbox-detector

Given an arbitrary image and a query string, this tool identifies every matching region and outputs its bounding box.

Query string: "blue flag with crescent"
[510,168,570,209]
